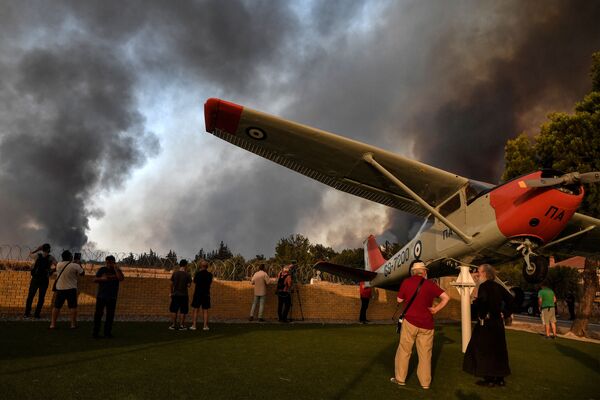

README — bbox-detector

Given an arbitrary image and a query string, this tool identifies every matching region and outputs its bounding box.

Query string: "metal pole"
[450,266,476,353]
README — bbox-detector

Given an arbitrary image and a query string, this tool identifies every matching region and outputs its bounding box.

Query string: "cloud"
[0,41,158,248]
[2,0,599,257]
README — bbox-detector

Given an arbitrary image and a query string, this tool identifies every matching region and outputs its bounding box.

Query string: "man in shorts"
[538,282,557,339]
[169,259,192,330]
[50,250,84,329]
[191,260,213,331]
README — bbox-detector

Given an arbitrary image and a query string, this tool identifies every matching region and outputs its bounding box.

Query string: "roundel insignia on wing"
[414,240,422,259]
[246,127,266,140]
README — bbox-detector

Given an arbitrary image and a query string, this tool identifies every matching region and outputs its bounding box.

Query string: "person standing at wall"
[249,264,270,321]
[359,281,372,324]
[24,243,57,319]
[169,259,192,330]
[276,265,293,323]
[191,260,213,331]
[463,264,514,387]
[92,255,124,339]
[49,250,84,329]
[538,282,557,339]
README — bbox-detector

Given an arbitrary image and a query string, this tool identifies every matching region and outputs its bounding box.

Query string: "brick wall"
[0,270,461,321]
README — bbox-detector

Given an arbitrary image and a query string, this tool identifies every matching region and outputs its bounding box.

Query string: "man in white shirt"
[249,264,270,321]
[50,250,84,329]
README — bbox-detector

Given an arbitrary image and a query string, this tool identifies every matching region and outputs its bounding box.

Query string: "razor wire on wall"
[0,245,353,284]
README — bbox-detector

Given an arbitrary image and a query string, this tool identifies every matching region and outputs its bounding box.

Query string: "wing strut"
[540,225,596,250]
[363,153,473,245]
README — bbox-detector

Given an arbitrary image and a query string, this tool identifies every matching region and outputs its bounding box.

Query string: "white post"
[450,266,476,353]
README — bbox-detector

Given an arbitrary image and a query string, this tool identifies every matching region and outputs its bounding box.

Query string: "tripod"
[289,286,305,321]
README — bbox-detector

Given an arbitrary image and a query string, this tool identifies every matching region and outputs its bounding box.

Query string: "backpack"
[276,273,287,293]
[31,254,51,279]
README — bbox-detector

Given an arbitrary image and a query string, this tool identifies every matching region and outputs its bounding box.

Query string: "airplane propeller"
[520,171,600,188]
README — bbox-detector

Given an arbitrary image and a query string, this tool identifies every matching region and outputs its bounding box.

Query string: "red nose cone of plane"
[204,98,243,134]
[490,171,584,243]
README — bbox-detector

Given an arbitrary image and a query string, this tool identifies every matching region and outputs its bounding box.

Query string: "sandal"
[390,378,406,386]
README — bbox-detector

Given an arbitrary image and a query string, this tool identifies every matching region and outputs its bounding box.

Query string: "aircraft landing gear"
[516,239,549,284]
[521,255,549,283]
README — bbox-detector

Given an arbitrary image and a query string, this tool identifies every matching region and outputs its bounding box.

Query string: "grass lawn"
[0,321,598,400]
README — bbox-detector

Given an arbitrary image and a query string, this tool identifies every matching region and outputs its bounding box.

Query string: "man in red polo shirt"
[391,260,450,390]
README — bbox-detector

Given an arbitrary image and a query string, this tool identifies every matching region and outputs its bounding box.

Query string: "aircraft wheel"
[522,256,549,284]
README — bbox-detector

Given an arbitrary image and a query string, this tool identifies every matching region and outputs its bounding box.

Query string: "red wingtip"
[203,98,244,134]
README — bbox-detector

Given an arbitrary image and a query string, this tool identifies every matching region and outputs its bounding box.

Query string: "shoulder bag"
[52,262,71,292]
[397,277,425,334]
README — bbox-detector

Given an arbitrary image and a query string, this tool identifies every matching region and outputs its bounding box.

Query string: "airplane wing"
[313,261,378,282]
[540,212,600,258]
[204,98,470,216]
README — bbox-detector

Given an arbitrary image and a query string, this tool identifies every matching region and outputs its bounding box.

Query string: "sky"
[1,0,599,259]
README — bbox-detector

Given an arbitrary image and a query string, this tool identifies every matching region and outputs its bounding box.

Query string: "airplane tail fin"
[364,235,386,272]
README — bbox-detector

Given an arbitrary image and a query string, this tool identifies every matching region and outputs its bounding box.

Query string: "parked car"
[510,287,540,316]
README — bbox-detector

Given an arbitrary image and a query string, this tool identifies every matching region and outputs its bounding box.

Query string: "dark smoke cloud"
[0,41,158,248]
[1,1,599,256]
[413,1,600,182]
[278,1,600,244]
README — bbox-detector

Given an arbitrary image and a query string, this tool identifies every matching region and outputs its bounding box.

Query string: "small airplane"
[203,98,600,290]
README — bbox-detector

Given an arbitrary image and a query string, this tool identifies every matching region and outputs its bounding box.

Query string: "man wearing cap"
[391,260,450,390]
[24,243,57,319]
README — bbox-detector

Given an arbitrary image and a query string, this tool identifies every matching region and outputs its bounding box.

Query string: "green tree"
[331,248,364,269]
[545,266,581,301]
[274,234,314,265]
[502,51,600,337]
[310,243,337,261]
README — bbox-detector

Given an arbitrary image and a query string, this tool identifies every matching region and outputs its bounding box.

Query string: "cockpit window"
[439,193,461,217]
[418,214,435,233]
[466,179,494,203]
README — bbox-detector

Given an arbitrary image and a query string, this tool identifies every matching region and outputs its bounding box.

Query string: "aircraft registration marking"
[383,240,424,277]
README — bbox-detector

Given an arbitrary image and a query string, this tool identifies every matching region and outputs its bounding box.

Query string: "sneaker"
[249,316,254,321]
[189,326,197,331]
[203,326,210,331]
[179,326,188,331]
[23,315,31,320]
[168,325,176,330]
[422,386,430,390]
[551,335,556,339]
[258,318,265,322]
[390,378,405,386]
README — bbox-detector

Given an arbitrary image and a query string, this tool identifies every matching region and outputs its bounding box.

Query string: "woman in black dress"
[463,264,513,387]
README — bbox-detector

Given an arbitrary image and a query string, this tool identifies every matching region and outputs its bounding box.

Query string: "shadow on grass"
[330,325,456,399]
[554,342,600,373]
[454,389,483,400]
[0,321,383,362]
